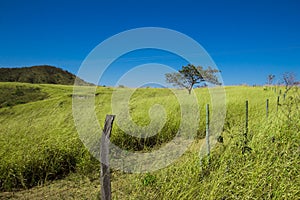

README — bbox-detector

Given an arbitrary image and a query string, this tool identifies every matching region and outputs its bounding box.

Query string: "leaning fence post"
[206,104,210,159]
[266,99,269,119]
[100,115,115,200]
[245,100,249,137]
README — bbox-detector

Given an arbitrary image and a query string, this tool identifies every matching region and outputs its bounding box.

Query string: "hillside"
[0,83,299,199]
[0,65,91,85]
[0,83,48,108]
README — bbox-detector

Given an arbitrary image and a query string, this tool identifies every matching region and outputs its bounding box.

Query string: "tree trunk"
[188,86,192,94]
[186,83,195,94]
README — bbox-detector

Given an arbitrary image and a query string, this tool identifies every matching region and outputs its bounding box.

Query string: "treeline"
[0,65,91,85]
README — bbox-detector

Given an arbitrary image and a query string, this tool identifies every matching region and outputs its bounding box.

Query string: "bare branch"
[282,72,297,93]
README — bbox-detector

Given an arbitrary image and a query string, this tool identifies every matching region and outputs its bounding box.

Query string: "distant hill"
[0,65,92,85]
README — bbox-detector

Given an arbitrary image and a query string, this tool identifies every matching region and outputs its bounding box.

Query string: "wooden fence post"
[277,96,280,112]
[266,99,269,119]
[100,115,115,200]
[206,104,210,158]
[245,100,248,137]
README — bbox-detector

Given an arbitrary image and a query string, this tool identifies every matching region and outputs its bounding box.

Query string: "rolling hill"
[0,65,91,85]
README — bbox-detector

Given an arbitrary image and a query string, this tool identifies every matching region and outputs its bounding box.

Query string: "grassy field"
[0,82,299,199]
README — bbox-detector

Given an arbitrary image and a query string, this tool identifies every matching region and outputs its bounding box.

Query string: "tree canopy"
[165,64,221,94]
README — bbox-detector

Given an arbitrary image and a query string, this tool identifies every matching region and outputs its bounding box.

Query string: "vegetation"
[0,82,299,199]
[267,74,275,85]
[282,72,297,93]
[0,83,48,108]
[165,64,221,94]
[0,65,91,85]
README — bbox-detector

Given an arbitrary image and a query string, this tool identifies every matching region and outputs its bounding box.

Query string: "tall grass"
[0,83,299,200]
[0,83,96,191]
[112,87,299,199]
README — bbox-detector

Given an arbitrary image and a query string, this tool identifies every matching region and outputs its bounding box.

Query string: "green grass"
[0,82,299,199]
[0,82,48,108]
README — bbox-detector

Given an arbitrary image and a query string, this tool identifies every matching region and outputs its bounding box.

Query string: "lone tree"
[266,74,275,85]
[282,72,297,93]
[165,64,221,94]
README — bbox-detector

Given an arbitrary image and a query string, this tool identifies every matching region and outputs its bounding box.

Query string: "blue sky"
[0,0,299,86]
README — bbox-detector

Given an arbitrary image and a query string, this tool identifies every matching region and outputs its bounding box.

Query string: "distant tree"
[266,74,275,85]
[282,72,297,93]
[165,64,221,94]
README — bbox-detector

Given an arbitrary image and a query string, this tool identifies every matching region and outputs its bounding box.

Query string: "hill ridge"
[0,65,91,85]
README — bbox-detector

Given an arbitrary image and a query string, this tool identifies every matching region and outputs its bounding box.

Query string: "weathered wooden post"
[266,99,269,119]
[206,104,210,158]
[100,115,115,200]
[245,100,248,137]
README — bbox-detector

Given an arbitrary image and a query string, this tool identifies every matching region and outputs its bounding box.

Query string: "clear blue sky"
[0,0,299,86]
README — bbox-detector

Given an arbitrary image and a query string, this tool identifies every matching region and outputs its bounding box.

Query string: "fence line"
[100,94,285,197]
[203,95,283,157]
